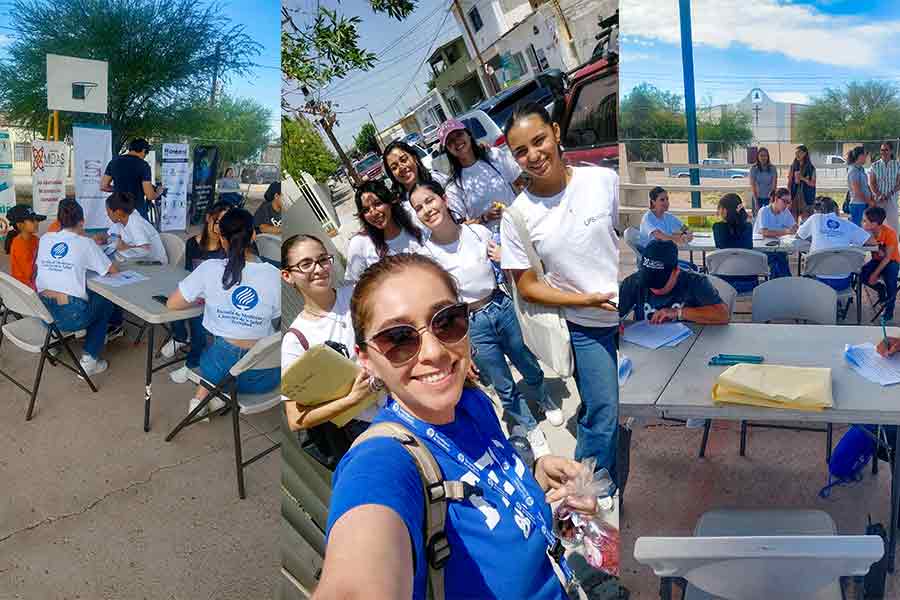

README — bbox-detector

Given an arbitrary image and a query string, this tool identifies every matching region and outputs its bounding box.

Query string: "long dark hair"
[847,145,866,166]
[200,201,231,251]
[58,198,84,229]
[410,180,465,225]
[792,144,814,178]
[445,127,494,186]
[218,208,255,290]
[503,102,564,162]
[754,147,773,173]
[718,193,748,237]
[353,179,422,258]
[382,140,434,193]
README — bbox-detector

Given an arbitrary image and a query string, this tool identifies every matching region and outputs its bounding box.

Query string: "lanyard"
[388,400,577,586]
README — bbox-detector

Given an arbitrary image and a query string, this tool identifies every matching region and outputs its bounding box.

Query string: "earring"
[368,374,386,392]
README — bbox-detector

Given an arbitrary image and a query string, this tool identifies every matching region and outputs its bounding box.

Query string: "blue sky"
[620,0,900,109]
[283,0,463,148]
[0,0,281,138]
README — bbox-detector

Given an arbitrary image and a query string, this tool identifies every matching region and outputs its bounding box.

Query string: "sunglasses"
[364,302,470,366]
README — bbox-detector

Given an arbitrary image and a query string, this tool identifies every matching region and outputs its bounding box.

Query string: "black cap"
[639,240,677,290]
[7,205,47,225]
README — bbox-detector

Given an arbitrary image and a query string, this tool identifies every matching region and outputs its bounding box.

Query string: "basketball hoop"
[72,81,99,100]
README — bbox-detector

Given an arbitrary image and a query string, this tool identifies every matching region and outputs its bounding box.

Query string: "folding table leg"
[699,419,712,458]
[144,325,154,432]
[826,423,833,464]
[874,425,882,475]
[739,421,748,456]
[889,439,899,573]
[231,381,246,499]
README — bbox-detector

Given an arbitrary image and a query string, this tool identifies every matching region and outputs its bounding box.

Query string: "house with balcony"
[427,36,487,115]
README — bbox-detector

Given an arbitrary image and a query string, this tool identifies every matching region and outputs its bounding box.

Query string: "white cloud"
[625,52,654,62]
[621,0,900,69]
[768,91,811,105]
[0,34,12,46]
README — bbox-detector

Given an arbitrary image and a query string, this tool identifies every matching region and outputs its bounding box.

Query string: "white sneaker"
[208,396,227,414]
[79,355,108,377]
[527,427,552,460]
[161,339,187,359]
[169,365,192,384]
[189,397,210,423]
[106,325,125,343]
[47,347,61,358]
[542,404,565,428]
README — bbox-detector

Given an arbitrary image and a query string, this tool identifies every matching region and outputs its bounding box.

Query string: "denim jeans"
[199,336,280,393]
[767,252,791,278]
[171,316,207,369]
[469,292,547,431]
[862,259,899,320]
[849,203,866,226]
[567,321,619,484]
[42,291,116,359]
[815,275,853,292]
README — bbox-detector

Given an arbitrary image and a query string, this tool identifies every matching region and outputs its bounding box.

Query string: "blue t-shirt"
[753,205,795,236]
[848,165,872,205]
[326,387,566,600]
[639,211,684,246]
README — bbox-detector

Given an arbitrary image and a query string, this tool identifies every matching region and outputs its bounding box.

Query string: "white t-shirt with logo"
[418,224,496,304]
[36,230,113,300]
[445,147,521,224]
[179,259,281,340]
[500,166,620,328]
[344,229,426,283]
[797,213,872,279]
[281,285,381,423]
[109,213,167,263]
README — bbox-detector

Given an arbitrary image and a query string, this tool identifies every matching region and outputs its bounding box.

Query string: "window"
[14,142,29,162]
[468,7,483,32]
[511,52,528,79]
[562,76,617,148]
[526,45,540,71]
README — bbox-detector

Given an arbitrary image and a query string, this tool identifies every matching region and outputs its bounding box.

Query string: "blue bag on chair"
[819,425,875,498]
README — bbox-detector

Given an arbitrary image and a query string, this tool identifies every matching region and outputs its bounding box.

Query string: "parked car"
[455,71,568,149]
[403,132,423,146]
[240,163,280,184]
[355,152,385,182]
[421,124,440,147]
[671,158,749,179]
[556,55,618,170]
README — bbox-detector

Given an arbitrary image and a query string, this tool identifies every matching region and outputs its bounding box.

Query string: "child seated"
[861,206,899,321]
[5,205,46,289]
[95,192,167,263]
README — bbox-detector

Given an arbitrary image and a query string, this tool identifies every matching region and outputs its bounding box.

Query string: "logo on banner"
[51,242,69,259]
[83,160,102,179]
[32,146,66,172]
[231,286,259,311]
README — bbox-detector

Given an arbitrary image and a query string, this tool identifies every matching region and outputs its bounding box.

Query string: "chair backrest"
[706,274,737,317]
[751,277,837,324]
[159,233,186,267]
[706,248,769,277]
[0,272,54,323]
[634,535,883,600]
[256,233,281,265]
[623,227,644,267]
[229,332,281,377]
[802,247,867,278]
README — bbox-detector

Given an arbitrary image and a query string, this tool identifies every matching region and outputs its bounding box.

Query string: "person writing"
[860,206,899,323]
[753,187,796,278]
[95,192,167,263]
[315,252,596,599]
[878,337,900,357]
[5,205,46,289]
[254,181,282,235]
[101,138,165,220]
[618,240,730,325]
[797,196,873,292]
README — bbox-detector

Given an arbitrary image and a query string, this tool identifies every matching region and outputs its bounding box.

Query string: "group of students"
[284,103,621,598]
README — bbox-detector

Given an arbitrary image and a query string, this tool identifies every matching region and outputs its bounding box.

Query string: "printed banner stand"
[73,124,113,229]
[31,140,68,217]
[160,143,189,231]
[190,145,219,226]
[0,131,15,223]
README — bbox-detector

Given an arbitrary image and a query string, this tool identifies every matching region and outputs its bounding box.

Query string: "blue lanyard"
[388,400,577,586]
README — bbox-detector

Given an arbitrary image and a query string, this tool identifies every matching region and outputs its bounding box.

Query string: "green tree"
[619,83,686,161]
[797,81,900,151]
[354,122,380,155]
[698,108,753,156]
[282,116,339,183]
[184,96,272,172]
[0,0,261,152]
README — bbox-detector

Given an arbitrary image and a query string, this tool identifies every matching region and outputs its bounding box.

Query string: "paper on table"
[623,321,693,349]
[845,343,900,386]
[90,270,150,287]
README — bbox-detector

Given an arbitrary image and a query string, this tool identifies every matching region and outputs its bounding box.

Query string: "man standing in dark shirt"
[254,181,282,234]
[619,240,730,324]
[101,138,166,220]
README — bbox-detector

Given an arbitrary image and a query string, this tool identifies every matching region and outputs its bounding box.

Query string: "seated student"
[639,186,693,246]
[166,208,280,418]
[753,187,796,278]
[5,205,46,289]
[712,193,758,294]
[254,182,282,235]
[95,192,167,263]
[797,196,873,292]
[860,206,899,322]
[217,167,243,208]
[619,240,730,325]
[35,199,120,375]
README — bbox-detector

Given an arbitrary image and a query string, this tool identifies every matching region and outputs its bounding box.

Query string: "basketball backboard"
[46,54,108,114]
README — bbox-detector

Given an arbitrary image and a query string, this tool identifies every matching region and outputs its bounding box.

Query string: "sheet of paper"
[623,320,693,349]
[845,343,900,386]
[90,270,150,288]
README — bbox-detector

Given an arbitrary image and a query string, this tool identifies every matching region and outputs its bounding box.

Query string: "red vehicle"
[557,55,618,171]
[355,153,384,181]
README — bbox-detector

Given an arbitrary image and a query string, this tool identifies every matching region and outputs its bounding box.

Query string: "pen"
[883,315,889,348]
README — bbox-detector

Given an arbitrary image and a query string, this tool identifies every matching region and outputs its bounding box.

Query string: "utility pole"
[319,117,361,186]
[210,42,221,106]
[368,110,383,153]
[679,0,701,209]
[550,0,580,68]
[451,0,495,97]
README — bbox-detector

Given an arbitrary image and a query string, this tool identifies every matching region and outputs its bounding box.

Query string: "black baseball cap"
[7,205,47,225]
[639,240,678,290]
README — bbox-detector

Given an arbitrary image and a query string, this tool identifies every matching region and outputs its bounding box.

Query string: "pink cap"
[438,118,466,148]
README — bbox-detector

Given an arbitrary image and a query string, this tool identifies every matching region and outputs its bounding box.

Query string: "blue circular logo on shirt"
[50,242,68,259]
[231,286,259,311]
[826,218,840,230]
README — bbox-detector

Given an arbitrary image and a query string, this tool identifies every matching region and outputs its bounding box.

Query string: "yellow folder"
[281,344,384,427]
[712,363,833,411]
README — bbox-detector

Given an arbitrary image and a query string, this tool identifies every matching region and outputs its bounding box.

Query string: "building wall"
[379,123,407,144]
[560,0,615,64]
[494,9,569,85]
[455,0,508,56]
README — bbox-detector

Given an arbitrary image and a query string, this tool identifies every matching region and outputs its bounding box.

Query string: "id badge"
[513,504,534,540]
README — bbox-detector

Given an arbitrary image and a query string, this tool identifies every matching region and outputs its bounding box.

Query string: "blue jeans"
[862,259,899,321]
[199,336,280,394]
[469,292,548,432]
[849,203,866,226]
[768,252,791,278]
[171,316,207,369]
[41,291,116,359]
[567,322,619,484]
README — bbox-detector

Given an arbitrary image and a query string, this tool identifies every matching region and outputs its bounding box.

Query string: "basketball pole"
[53,111,59,142]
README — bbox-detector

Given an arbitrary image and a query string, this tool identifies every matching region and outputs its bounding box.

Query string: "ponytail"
[217,208,255,290]
[4,225,19,254]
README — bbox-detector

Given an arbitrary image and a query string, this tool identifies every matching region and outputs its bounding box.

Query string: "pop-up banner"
[160,143,189,231]
[73,124,113,229]
[0,131,14,219]
[190,145,219,224]
[31,140,67,217]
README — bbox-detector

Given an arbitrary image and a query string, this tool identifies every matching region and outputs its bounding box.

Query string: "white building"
[411,89,453,134]
[703,88,808,144]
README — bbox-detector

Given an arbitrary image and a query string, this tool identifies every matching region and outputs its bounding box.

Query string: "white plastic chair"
[624,227,644,268]
[751,277,838,325]
[165,332,281,498]
[159,233,186,268]
[634,509,883,600]
[0,272,97,420]
[256,233,281,265]
[802,248,868,324]
[706,248,769,297]
[705,275,737,318]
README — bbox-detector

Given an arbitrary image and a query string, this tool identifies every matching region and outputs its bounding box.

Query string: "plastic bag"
[552,458,620,576]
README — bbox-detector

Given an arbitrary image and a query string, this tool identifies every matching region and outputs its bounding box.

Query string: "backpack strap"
[504,206,545,278]
[288,328,310,351]
[350,421,467,600]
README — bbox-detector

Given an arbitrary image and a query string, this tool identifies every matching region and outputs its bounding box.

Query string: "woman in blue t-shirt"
[846,145,873,226]
[317,253,595,599]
